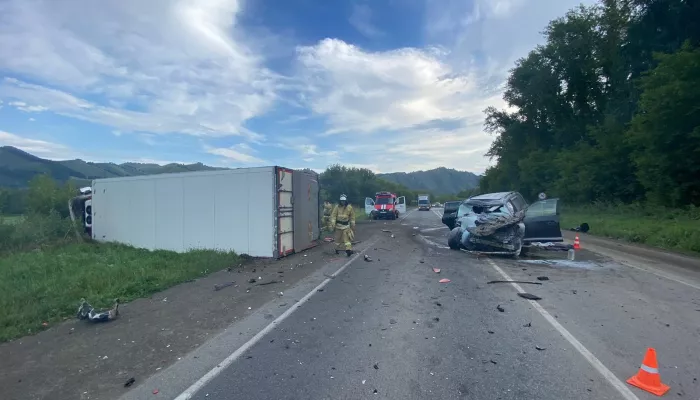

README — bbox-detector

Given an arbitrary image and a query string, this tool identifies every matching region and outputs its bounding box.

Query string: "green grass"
[0,215,25,225]
[561,203,700,254]
[0,241,239,342]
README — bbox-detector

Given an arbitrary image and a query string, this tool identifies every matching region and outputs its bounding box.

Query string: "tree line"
[319,165,465,206]
[479,0,700,207]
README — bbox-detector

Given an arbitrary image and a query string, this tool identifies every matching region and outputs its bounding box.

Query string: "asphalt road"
[158,208,700,400]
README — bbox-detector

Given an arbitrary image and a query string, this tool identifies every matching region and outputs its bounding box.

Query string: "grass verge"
[561,203,700,255]
[0,242,239,342]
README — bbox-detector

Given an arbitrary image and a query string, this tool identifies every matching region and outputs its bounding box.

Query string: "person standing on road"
[322,200,333,232]
[330,194,355,257]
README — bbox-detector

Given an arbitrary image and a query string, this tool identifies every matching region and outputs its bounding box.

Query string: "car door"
[523,198,563,243]
[396,196,406,214]
[442,201,460,228]
[364,197,375,216]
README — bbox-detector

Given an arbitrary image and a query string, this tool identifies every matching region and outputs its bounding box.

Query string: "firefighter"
[322,200,333,232]
[329,194,356,256]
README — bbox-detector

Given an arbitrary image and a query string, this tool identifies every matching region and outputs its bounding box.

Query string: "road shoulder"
[0,224,379,400]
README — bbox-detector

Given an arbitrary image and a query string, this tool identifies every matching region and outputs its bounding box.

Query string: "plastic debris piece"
[439,278,451,283]
[433,268,441,273]
[257,280,279,286]
[373,363,379,370]
[487,280,542,285]
[488,330,494,334]
[153,389,159,394]
[517,293,542,301]
[364,255,372,262]
[524,322,531,327]
[497,305,505,312]
[535,346,546,351]
[536,276,550,281]
[124,377,135,387]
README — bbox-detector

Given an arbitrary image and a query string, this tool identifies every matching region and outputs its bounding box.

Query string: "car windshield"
[376,197,393,205]
[418,199,429,204]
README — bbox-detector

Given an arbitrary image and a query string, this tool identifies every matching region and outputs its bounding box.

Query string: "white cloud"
[0,131,77,160]
[0,0,277,140]
[205,143,266,164]
[293,38,504,172]
[349,4,384,38]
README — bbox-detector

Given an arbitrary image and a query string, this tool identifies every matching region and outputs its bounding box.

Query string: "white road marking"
[417,234,450,249]
[431,209,443,218]
[399,208,417,221]
[421,226,447,233]
[174,240,378,400]
[485,258,640,400]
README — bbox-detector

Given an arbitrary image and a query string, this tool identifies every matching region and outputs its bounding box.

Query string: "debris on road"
[153,389,159,394]
[373,363,379,370]
[381,229,392,233]
[524,322,531,327]
[536,276,549,281]
[391,234,395,238]
[432,268,441,273]
[517,293,542,301]
[487,280,542,285]
[214,281,236,291]
[248,278,257,284]
[77,298,120,323]
[535,346,546,351]
[257,280,279,286]
[497,305,505,312]
[439,278,451,283]
[124,377,135,387]
[570,223,590,233]
[364,255,373,262]
[488,330,494,334]
[390,319,397,324]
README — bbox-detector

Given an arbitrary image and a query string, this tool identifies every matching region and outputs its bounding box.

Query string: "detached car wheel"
[447,227,463,250]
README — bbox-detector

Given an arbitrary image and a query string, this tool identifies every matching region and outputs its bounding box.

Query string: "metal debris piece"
[381,229,392,233]
[439,278,451,283]
[517,293,542,301]
[214,281,235,291]
[432,268,441,273]
[248,278,257,283]
[373,363,379,370]
[487,280,542,285]
[496,305,505,312]
[535,346,546,351]
[77,298,119,323]
[536,276,550,281]
[257,280,279,286]
[488,330,494,334]
[364,255,373,262]
[124,377,135,387]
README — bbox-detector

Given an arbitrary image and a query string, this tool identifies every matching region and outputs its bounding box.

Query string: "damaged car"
[447,191,563,256]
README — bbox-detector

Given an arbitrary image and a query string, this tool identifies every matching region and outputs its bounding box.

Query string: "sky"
[0,0,593,174]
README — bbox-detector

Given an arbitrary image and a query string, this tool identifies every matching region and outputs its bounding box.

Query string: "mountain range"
[0,146,480,194]
[378,168,480,195]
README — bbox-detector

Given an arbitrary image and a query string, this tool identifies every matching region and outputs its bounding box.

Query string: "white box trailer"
[90,166,320,258]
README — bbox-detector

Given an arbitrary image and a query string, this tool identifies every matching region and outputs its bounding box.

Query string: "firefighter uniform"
[330,194,356,256]
[322,201,333,232]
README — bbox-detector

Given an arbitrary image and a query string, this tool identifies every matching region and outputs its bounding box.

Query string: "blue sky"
[0,0,593,173]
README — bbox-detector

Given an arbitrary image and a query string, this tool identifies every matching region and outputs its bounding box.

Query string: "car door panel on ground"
[523,198,563,242]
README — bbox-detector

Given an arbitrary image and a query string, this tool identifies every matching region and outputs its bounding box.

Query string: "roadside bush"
[561,202,700,254]
[0,211,75,254]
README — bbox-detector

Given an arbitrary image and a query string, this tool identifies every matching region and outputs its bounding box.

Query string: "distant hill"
[0,146,223,188]
[378,167,480,195]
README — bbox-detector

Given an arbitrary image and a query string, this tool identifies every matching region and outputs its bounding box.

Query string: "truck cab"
[418,194,431,211]
[365,191,406,220]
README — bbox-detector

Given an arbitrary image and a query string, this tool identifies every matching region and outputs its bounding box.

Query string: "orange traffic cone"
[573,235,581,250]
[627,348,670,396]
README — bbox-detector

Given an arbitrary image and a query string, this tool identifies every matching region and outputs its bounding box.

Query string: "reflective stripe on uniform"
[640,364,659,374]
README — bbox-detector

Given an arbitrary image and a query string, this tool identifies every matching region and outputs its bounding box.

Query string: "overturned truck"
[447,192,564,257]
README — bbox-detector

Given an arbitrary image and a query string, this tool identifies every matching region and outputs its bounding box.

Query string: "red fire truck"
[364,191,407,220]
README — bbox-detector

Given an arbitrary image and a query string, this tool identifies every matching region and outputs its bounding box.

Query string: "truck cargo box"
[91,166,320,258]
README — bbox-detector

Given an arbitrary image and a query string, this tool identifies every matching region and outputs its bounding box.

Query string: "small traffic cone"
[573,235,581,250]
[626,347,670,396]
